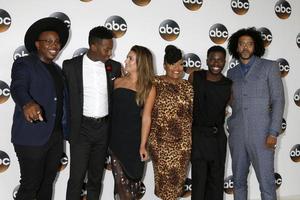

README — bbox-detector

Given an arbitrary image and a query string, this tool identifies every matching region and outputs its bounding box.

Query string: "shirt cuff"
[269,129,279,137]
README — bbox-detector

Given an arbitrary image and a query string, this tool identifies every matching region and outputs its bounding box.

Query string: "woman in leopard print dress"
[140,45,193,200]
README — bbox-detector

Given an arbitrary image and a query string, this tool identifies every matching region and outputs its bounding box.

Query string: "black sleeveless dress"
[109,88,144,180]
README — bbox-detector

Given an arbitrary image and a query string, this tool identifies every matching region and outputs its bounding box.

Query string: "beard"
[239,50,253,60]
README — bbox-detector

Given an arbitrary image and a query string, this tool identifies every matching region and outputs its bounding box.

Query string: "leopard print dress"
[148,76,193,200]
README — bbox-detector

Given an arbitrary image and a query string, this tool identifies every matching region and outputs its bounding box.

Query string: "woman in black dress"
[109,45,156,199]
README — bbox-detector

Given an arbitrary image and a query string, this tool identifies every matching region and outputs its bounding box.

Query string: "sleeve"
[10,59,34,108]
[268,61,285,136]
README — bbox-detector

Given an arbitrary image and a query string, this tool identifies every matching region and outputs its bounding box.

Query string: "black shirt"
[192,70,232,128]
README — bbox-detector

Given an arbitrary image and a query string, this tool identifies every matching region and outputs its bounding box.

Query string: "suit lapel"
[32,55,55,93]
[105,60,113,110]
[236,65,244,78]
[75,56,84,109]
[245,57,260,80]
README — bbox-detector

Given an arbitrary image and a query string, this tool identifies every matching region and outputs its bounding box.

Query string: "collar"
[84,53,104,65]
[240,56,256,68]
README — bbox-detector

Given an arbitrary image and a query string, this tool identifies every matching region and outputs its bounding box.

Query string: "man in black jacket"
[10,17,69,200]
[63,26,121,200]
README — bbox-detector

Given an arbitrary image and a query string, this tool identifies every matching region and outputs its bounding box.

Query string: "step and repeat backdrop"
[1,0,300,199]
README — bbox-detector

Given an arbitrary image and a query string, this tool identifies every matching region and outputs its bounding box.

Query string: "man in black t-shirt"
[188,45,232,200]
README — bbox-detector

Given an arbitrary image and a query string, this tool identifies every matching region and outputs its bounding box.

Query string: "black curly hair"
[163,45,182,65]
[227,27,265,59]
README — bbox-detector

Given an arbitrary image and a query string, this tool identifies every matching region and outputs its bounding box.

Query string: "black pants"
[192,159,225,200]
[14,131,63,200]
[191,131,227,200]
[66,116,109,200]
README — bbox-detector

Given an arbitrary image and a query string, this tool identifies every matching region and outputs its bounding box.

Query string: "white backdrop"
[0,0,300,199]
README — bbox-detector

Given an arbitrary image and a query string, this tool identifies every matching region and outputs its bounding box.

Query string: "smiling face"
[207,51,225,76]
[35,31,61,63]
[164,59,184,82]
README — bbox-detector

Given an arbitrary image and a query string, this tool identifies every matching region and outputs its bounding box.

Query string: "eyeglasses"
[238,41,254,47]
[37,39,61,46]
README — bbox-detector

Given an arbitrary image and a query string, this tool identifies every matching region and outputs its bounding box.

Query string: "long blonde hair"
[130,45,155,106]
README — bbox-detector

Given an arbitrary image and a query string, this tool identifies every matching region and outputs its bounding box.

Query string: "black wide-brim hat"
[24,17,69,52]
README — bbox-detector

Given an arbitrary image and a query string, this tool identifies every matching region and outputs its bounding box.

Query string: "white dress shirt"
[82,54,108,118]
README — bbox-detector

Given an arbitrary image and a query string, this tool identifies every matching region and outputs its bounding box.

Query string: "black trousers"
[66,116,109,200]
[14,130,63,200]
[191,131,227,200]
[192,159,225,200]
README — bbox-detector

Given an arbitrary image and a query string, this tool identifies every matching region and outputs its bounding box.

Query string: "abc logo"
[276,58,290,77]
[296,33,300,48]
[293,89,300,107]
[231,0,249,15]
[181,178,192,197]
[50,12,71,29]
[104,154,112,170]
[183,53,201,68]
[275,0,291,19]
[73,48,88,58]
[0,9,11,32]
[290,144,300,162]
[105,16,127,38]
[228,58,240,69]
[132,0,151,6]
[0,150,10,172]
[182,0,203,11]
[274,173,282,189]
[159,19,180,41]
[0,81,10,104]
[58,152,68,171]
[13,46,29,60]
[281,118,286,134]
[13,185,20,199]
[209,24,228,44]
[224,175,234,194]
[258,27,272,47]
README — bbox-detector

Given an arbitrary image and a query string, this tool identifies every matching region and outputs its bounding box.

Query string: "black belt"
[198,125,219,135]
[82,115,108,123]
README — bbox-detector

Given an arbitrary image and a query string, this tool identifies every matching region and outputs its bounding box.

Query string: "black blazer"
[10,54,69,146]
[62,55,121,143]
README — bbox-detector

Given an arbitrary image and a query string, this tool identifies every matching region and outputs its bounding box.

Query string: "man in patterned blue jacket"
[227,27,284,200]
